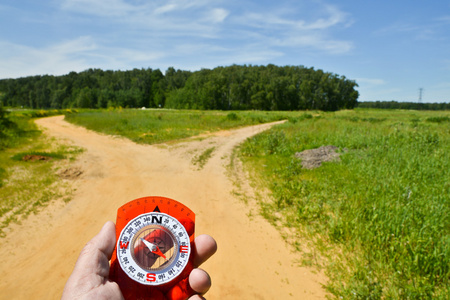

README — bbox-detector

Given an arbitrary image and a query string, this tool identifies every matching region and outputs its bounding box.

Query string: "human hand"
[61,221,217,300]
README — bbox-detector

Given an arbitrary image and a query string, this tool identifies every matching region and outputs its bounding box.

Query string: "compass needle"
[140,238,168,260]
[140,238,156,251]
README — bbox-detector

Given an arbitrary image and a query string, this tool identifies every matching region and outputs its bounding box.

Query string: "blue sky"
[1,0,449,102]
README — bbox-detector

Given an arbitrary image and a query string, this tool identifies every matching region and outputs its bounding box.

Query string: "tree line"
[0,64,359,111]
[358,101,449,110]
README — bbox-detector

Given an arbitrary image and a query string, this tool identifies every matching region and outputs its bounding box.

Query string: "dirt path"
[0,116,327,299]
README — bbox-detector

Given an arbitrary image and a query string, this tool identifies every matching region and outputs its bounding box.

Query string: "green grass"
[238,109,450,299]
[192,147,216,169]
[0,111,82,237]
[64,109,296,145]
[5,108,78,119]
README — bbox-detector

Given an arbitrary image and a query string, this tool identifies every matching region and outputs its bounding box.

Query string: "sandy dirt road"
[0,116,327,299]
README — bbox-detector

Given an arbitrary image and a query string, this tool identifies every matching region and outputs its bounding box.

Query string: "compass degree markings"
[117,211,191,285]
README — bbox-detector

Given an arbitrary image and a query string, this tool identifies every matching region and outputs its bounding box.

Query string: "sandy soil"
[0,116,327,299]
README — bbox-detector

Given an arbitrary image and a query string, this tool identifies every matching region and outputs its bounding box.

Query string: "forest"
[0,64,359,111]
[358,101,450,110]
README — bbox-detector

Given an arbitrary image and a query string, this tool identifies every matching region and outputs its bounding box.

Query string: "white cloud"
[236,3,350,30]
[52,36,97,54]
[99,47,166,67]
[59,0,352,55]
[59,0,355,55]
[0,37,96,78]
[60,0,216,19]
[233,3,353,54]
[302,4,351,30]
[154,4,177,15]
[204,8,229,23]
[59,0,224,39]
[0,1,357,78]
[0,37,168,78]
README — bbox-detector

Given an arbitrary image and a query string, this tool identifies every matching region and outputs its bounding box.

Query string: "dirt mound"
[22,154,53,162]
[295,145,345,169]
[59,167,83,179]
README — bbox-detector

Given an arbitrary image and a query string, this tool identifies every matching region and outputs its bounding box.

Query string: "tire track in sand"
[0,115,327,299]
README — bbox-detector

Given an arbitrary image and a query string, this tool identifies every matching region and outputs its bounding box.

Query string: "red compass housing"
[109,196,196,300]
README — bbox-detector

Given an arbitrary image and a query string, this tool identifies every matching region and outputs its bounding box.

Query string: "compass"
[109,196,196,300]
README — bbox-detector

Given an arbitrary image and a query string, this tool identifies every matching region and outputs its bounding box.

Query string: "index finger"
[193,234,217,267]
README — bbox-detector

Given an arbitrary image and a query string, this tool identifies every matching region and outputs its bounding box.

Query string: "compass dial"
[117,212,191,285]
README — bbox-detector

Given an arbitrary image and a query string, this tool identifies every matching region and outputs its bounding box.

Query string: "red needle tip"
[153,247,167,260]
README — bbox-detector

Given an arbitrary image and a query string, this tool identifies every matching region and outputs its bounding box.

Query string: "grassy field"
[64,109,294,144]
[1,108,448,298]
[0,109,81,237]
[238,109,449,299]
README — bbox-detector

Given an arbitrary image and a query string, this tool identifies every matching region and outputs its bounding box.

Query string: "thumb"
[72,221,116,277]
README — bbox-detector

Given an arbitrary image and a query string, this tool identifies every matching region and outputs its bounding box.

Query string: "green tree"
[76,87,95,108]
[0,103,17,149]
[0,64,360,111]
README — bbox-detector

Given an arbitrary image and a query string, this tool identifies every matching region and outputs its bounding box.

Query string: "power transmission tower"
[418,88,423,103]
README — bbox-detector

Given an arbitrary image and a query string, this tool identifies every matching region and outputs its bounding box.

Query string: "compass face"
[117,212,191,285]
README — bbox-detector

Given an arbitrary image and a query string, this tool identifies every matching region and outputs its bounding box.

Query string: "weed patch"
[192,147,215,169]
[426,116,450,123]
